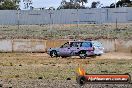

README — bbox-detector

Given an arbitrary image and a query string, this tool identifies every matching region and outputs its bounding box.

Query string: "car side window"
[81,42,92,47]
[70,42,80,47]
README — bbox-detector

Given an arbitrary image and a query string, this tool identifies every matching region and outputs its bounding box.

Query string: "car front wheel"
[50,51,58,58]
[79,51,87,59]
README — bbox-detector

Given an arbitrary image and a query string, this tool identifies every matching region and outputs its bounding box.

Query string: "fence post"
[114,39,117,52]
[11,39,14,53]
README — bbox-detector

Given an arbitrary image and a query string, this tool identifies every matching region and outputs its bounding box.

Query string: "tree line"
[0,0,132,10]
[109,0,132,8]
[58,0,132,9]
[0,0,19,10]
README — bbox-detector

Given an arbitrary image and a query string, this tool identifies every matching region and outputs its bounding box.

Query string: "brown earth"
[0,52,132,88]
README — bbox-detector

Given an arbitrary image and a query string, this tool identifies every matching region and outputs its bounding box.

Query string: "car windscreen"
[60,42,70,48]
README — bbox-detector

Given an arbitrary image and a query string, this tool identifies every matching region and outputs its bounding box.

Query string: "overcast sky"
[20,0,119,9]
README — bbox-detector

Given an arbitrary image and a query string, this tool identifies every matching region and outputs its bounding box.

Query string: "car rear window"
[92,41,103,47]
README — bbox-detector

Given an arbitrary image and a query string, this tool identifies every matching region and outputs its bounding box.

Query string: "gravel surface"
[0,79,132,88]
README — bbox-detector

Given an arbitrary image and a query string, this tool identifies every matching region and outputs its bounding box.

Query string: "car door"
[70,42,81,55]
[81,42,94,55]
[58,42,71,56]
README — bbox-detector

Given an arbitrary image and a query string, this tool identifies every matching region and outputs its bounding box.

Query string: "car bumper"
[94,51,104,55]
[86,51,95,56]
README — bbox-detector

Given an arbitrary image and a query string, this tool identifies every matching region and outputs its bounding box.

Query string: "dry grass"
[0,24,132,39]
[0,53,132,81]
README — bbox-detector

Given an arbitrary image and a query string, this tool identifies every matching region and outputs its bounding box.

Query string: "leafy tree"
[49,7,55,10]
[110,0,132,8]
[0,0,4,3]
[23,0,32,9]
[110,3,115,8]
[0,0,18,10]
[122,0,131,3]
[58,0,88,9]
[91,1,100,8]
[81,0,88,6]
[75,0,88,6]
[58,0,81,9]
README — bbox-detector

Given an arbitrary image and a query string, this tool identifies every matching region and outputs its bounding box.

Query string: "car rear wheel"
[50,51,58,58]
[79,51,87,59]
[97,54,102,56]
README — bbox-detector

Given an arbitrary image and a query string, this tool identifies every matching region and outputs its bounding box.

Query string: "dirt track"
[31,52,132,59]
[0,52,132,88]
[97,52,132,59]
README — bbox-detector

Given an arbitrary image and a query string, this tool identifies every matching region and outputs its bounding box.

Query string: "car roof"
[91,41,102,43]
[69,41,92,43]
